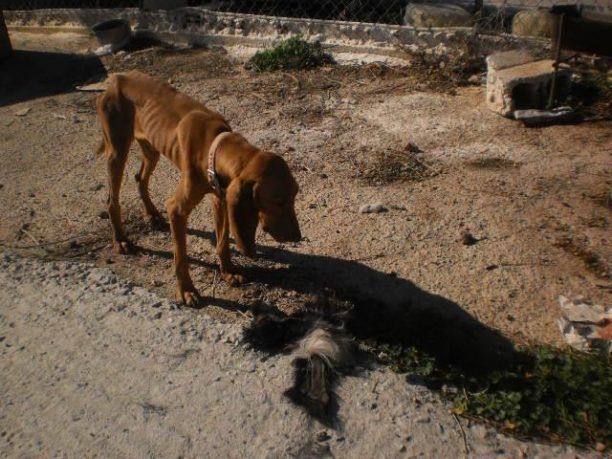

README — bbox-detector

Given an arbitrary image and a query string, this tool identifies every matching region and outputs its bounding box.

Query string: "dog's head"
[226,152,301,257]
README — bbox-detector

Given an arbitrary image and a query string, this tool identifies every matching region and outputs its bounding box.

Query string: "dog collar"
[207,131,233,196]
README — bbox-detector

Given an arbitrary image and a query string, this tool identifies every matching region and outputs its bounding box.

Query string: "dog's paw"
[114,240,136,255]
[222,272,246,286]
[177,288,203,308]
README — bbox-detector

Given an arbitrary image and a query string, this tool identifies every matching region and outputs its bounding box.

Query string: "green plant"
[374,342,612,449]
[247,36,334,73]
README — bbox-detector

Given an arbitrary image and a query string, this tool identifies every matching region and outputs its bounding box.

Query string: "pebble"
[470,424,488,439]
[15,107,31,117]
[359,203,387,214]
[460,231,478,246]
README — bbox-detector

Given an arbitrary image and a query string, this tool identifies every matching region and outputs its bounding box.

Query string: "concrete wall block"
[486,58,571,117]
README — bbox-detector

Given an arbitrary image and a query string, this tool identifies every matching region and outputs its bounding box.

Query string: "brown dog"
[96,71,301,306]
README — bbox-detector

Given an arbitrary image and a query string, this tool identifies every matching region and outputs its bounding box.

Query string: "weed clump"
[248,36,334,73]
[375,343,611,449]
[355,144,436,185]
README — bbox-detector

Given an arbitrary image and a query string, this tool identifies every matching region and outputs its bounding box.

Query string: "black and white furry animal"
[243,307,355,426]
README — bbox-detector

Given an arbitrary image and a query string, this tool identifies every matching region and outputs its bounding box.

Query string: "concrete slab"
[486,58,571,117]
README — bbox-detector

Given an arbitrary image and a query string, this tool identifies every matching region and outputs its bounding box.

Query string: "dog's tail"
[284,325,351,423]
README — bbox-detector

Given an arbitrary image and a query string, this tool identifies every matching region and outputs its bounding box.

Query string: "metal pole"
[547,12,565,109]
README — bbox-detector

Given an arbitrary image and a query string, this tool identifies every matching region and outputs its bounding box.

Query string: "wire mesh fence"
[1,0,610,34]
[1,0,141,7]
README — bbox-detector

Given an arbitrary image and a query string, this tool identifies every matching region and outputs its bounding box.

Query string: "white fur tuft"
[293,327,350,368]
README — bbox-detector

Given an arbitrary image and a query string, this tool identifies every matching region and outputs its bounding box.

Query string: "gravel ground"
[0,252,599,458]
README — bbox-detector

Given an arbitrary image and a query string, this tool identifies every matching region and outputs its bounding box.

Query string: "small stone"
[359,203,387,214]
[468,74,483,85]
[405,142,422,153]
[470,424,488,439]
[152,311,162,320]
[15,107,31,117]
[461,231,478,246]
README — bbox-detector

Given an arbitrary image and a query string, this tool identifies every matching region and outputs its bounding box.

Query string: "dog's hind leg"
[97,91,136,254]
[135,139,166,230]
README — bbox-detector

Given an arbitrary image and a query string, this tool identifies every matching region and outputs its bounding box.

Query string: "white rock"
[359,203,387,214]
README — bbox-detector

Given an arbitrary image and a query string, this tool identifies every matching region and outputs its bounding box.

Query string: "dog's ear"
[226,178,258,258]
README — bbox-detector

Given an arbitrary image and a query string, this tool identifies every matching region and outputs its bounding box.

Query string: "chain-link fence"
[1,1,141,7]
[1,0,610,33]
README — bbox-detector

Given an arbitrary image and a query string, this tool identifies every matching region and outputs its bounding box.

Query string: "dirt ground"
[0,29,611,457]
[1,31,610,349]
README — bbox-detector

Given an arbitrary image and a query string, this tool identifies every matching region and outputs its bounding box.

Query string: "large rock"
[486,52,571,117]
[511,9,558,38]
[403,3,473,28]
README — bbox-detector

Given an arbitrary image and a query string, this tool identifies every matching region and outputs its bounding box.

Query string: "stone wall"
[5,7,539,57]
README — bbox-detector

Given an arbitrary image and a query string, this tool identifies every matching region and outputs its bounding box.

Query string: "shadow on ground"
[134,226,516,373]
[0,50,106,106]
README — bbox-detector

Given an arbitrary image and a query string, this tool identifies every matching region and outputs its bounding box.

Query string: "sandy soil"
[0,30,610,456]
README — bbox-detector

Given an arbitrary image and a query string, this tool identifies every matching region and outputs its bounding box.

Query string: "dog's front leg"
[212,195,246,286]
[166,176,206,307]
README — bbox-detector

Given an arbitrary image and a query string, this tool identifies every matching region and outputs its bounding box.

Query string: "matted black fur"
[243,305,353,427]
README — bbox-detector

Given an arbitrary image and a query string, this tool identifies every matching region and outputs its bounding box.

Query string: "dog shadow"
[142,227,515,374]
[246,245,517,374]
[239,244,517,427]
[135,224,517,426]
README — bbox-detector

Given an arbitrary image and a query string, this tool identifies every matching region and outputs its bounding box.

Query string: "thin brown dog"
[96,71,301,306]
